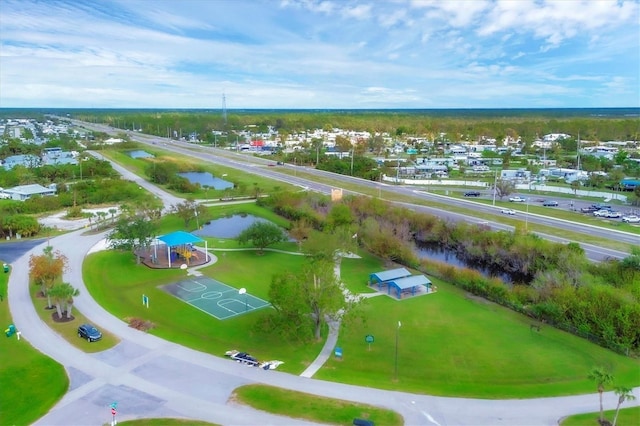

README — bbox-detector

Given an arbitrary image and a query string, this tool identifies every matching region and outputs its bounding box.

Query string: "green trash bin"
[5,324,16,337]
[3,263,8,273]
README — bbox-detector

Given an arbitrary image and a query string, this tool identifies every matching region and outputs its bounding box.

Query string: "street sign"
[111,408,116,415]
[407,148,418,155]
[365,334,374,351]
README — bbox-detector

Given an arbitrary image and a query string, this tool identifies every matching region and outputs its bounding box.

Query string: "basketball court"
[163,277,270,320]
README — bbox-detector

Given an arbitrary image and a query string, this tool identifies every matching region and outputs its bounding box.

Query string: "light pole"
[525,197,529,232]
[350,148,355,176]
[492,169,498,206]
[394,320,401,380]
[239,288,247,311]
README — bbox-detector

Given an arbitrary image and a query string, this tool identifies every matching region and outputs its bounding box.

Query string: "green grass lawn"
[30,283,120,352]
[84,242,640,398]
[0,263,68,425]
[233,384,403,425]
[560,406,640,425]
[84,249,324,374]
[315,257,640,398]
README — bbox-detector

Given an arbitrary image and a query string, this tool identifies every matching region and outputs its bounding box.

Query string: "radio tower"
[222,93,228,127]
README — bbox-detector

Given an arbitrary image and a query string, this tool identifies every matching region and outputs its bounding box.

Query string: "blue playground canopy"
[157,231,203,247]
[155,231,208,267]
[369,268,411,284]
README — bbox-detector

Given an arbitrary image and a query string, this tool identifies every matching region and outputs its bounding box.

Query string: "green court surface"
[163,277,270,320]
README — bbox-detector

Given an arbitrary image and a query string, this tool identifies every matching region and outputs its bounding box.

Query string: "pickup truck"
[509,196,526,202]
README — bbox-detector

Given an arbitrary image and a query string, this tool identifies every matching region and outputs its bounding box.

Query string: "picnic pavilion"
[369,267,433,299]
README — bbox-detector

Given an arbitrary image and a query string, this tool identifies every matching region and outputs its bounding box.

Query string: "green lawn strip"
[0,263,68,426]
[100,147,296,200]
[30,284,119,352]
[323,259,640,398]
[117,418,218,426]
[560,406,640,426]
[83,249,323,374]
[232,384,403,426]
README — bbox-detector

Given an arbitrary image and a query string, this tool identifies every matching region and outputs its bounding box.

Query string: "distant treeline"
[29,108,640,143]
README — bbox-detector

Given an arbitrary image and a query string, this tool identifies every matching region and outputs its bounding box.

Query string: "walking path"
[8,231,640,425]
[7,153,639,425]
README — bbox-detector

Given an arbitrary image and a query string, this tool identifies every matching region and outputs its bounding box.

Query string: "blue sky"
[0,0,638,109]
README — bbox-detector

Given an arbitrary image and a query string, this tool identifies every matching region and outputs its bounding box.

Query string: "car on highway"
[593,209,612,217]
[542,200,559,207]
[581,206,598,213]
[509,196,526,202]
[78,323,102,342]
[464,191,481,197]
[501,208,516,215]
[622,215,640,223]
[604,210,622,218]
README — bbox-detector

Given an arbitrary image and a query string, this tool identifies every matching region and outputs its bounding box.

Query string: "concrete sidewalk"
[7,229,640,426]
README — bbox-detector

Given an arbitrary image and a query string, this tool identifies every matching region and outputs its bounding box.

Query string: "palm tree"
[612,386,635,426]
[49,283,80,320]
[588,367,615,423]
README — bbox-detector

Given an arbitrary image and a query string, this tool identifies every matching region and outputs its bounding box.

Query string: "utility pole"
[492,169,498,206]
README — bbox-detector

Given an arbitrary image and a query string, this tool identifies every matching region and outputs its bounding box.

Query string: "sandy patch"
[38,207,120,231]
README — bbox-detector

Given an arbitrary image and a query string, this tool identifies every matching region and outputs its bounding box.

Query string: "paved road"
[9,124,637,424]
[8,229,640,425]
[0,238,46,264]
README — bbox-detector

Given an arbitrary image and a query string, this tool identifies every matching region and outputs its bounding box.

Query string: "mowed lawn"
[316,256,640,398]
[84,248,324,374]
[0,263,68,425]
[84,246,640,398]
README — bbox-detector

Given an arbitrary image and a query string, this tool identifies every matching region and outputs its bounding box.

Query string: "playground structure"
[138,231,210,269]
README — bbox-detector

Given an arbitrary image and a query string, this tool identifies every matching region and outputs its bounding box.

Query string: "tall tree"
[108,216,158,264]
[171,199,207,228]
[612,386,635,426]
[269,256,358,341]
[237,221,287,255]
[495,178,516,200]
[288,218,312,251]
[29,246,68,309]
[588,367,615,424]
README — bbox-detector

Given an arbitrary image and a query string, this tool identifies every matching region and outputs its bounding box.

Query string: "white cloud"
[0,0,638,108]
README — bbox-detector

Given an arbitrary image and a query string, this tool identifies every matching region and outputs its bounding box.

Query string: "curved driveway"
[8,229,639,425]
[7,138,639,424]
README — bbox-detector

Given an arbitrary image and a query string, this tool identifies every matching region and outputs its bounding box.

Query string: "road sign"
[365,334,374,351]
[111,408,116,415]
[407,148,418,155]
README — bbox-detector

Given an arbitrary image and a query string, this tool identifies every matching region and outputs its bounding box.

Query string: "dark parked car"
[464,191,481,197]
[581,206,597,213]
[78,324,102,342]
[542,200,559,206]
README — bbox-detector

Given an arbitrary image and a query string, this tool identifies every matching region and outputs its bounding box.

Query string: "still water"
[415,243,529,284]
[178,172,233,190]
[194,214,270,238]
[127,150,155,159]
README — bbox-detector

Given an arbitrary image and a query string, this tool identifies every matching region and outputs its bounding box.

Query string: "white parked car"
[622,215,640,223]
[501,208,516,215]
[509,196,526,202]
[605,211,621,218]
[593,209,611,217]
